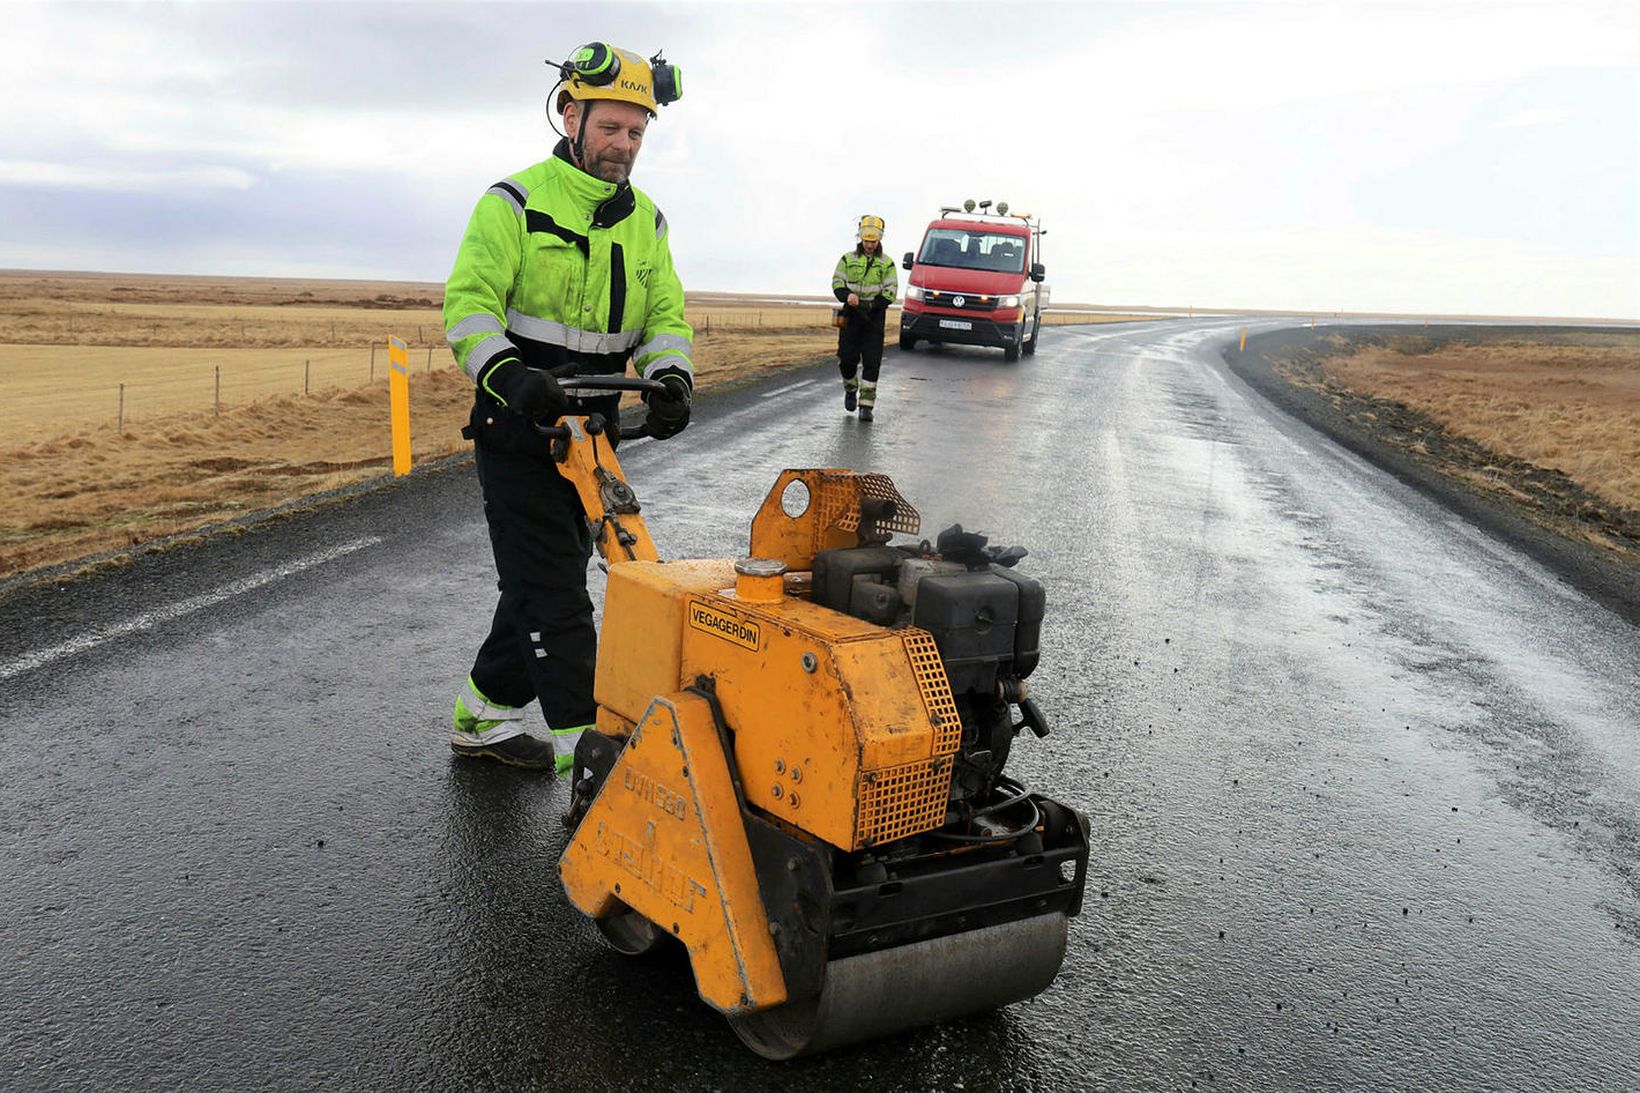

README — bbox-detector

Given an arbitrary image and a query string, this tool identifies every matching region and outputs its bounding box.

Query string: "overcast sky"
[2,1,1635,317]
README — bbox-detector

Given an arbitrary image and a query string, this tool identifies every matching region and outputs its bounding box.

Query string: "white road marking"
[0,536,383,682]
[759,378,817,398]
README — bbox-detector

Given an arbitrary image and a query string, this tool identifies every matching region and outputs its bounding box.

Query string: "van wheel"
[1022,316,1040,356]
[899,333,918,351]
[1003,343,1021,363]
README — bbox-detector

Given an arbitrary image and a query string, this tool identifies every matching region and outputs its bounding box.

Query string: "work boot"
[844,388,857,412]
[451,729,556,770]
[450,677,555,771]
[859,405,874,423]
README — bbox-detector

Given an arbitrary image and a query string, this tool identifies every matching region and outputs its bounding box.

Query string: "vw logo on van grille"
[928,292,995,311]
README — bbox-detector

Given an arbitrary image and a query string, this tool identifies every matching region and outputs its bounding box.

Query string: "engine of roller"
[557,467,1090,1060]
[811,516,1050,810]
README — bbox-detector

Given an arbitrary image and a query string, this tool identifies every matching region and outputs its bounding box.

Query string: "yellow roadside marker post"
[388,335,412,477]
[1239,327,1246,351]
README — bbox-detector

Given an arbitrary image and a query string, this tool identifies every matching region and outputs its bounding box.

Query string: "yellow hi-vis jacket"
[443,140,693,391]
[832,250,898,307]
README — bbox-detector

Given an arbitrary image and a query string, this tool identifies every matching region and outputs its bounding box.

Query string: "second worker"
[831,214,898,422]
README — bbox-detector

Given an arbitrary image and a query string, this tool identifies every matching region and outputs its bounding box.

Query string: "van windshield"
[917,229,1027,273]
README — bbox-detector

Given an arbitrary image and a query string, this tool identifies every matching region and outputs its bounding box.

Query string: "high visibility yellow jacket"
[444,140,693,393]
[832,250,898,308]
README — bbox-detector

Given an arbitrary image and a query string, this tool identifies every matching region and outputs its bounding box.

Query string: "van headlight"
[905,285,925,301]
[999,294,1020,308]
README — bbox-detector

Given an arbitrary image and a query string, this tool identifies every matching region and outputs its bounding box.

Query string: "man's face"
[565,100,650,184]
[861,237,881,254]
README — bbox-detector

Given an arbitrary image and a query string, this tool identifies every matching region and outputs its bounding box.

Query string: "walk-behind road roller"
[545,376,1089,1059]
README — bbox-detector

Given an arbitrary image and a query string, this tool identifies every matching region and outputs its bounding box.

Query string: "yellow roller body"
[559,693,787,1015]
[594,561,960,852]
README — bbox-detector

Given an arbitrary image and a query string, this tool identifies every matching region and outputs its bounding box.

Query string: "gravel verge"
[1224,324,1640,626]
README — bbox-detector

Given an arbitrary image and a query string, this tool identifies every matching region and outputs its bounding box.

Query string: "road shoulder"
[1224,325,1640,626]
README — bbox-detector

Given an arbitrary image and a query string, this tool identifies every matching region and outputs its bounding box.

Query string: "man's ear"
[562,101,581,140]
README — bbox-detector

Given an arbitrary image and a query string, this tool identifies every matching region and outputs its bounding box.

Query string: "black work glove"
[644,374,692,440]
[481,357,568,422]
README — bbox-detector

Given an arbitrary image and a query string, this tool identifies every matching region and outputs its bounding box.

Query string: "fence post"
[118,383,124,433]
[215,366,221,415]
[418,324,424,344]
[427,346,433,372]
[370,342,376,381]
[305,359,310,395]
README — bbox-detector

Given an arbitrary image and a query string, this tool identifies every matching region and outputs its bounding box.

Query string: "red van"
[898,201,1048,362]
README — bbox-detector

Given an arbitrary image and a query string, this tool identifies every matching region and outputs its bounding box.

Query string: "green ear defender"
[650,51,682,106]
[562,42,620,85]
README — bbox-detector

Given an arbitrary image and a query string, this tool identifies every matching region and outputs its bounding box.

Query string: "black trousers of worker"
[837,306,886,392]
[464,395,612,731]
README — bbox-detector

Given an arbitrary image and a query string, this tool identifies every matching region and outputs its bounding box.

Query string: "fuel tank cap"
[734,557,788,602]
[734,557,788,577]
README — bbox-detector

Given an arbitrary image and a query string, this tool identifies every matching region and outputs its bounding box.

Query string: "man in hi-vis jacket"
[441,42,692,773]
[832,214,898,422]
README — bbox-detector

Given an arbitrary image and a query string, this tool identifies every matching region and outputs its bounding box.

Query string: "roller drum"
[729,912,1068,1060]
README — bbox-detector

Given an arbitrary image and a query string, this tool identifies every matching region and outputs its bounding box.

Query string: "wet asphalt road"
[2,319,1637,1091]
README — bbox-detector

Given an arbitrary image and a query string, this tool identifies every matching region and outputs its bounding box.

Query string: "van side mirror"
[1029,263,1046,283]
[902,251,915,270]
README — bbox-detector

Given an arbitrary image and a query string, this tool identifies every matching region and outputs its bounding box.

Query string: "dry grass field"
[0,271,1139,443]
[0,270,1161,579]
[1316,334,1640,515]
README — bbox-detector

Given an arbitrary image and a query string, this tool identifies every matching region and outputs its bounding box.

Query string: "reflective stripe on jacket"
[444,139,693,388]
[831,251,898,303]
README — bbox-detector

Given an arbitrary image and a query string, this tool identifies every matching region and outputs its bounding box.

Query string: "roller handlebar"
[531,374,667,441]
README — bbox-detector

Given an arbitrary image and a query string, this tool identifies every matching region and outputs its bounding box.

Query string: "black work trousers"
[465,400,598,731]
[837,306,886,388]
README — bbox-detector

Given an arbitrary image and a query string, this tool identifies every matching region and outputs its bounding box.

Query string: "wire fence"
[689,307,839,332]
[2,342,458,443]
[2,302,1111,444]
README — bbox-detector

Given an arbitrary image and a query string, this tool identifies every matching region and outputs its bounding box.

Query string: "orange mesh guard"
[853,630,962,847]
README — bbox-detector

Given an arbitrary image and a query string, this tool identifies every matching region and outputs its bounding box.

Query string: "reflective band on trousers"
[462,680,523,723]
[504,309,644,354]
[552,724,589,754]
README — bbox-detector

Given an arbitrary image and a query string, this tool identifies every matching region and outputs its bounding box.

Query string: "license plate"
[938,319,972,330]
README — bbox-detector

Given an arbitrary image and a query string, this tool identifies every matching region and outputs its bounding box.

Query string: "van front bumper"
[900,311,1019,348]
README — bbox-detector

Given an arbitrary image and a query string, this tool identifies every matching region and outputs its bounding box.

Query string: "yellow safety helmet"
[552,42,682,118]
[857,214,885,242]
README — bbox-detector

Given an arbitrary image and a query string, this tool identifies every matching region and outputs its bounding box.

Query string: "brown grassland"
[1315,334,1640,518]
[0,271,1146,579]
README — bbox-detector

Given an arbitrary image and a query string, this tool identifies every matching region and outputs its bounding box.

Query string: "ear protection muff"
[650,50,682,106]
[560,41,620,86]
[548,42,621,162]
